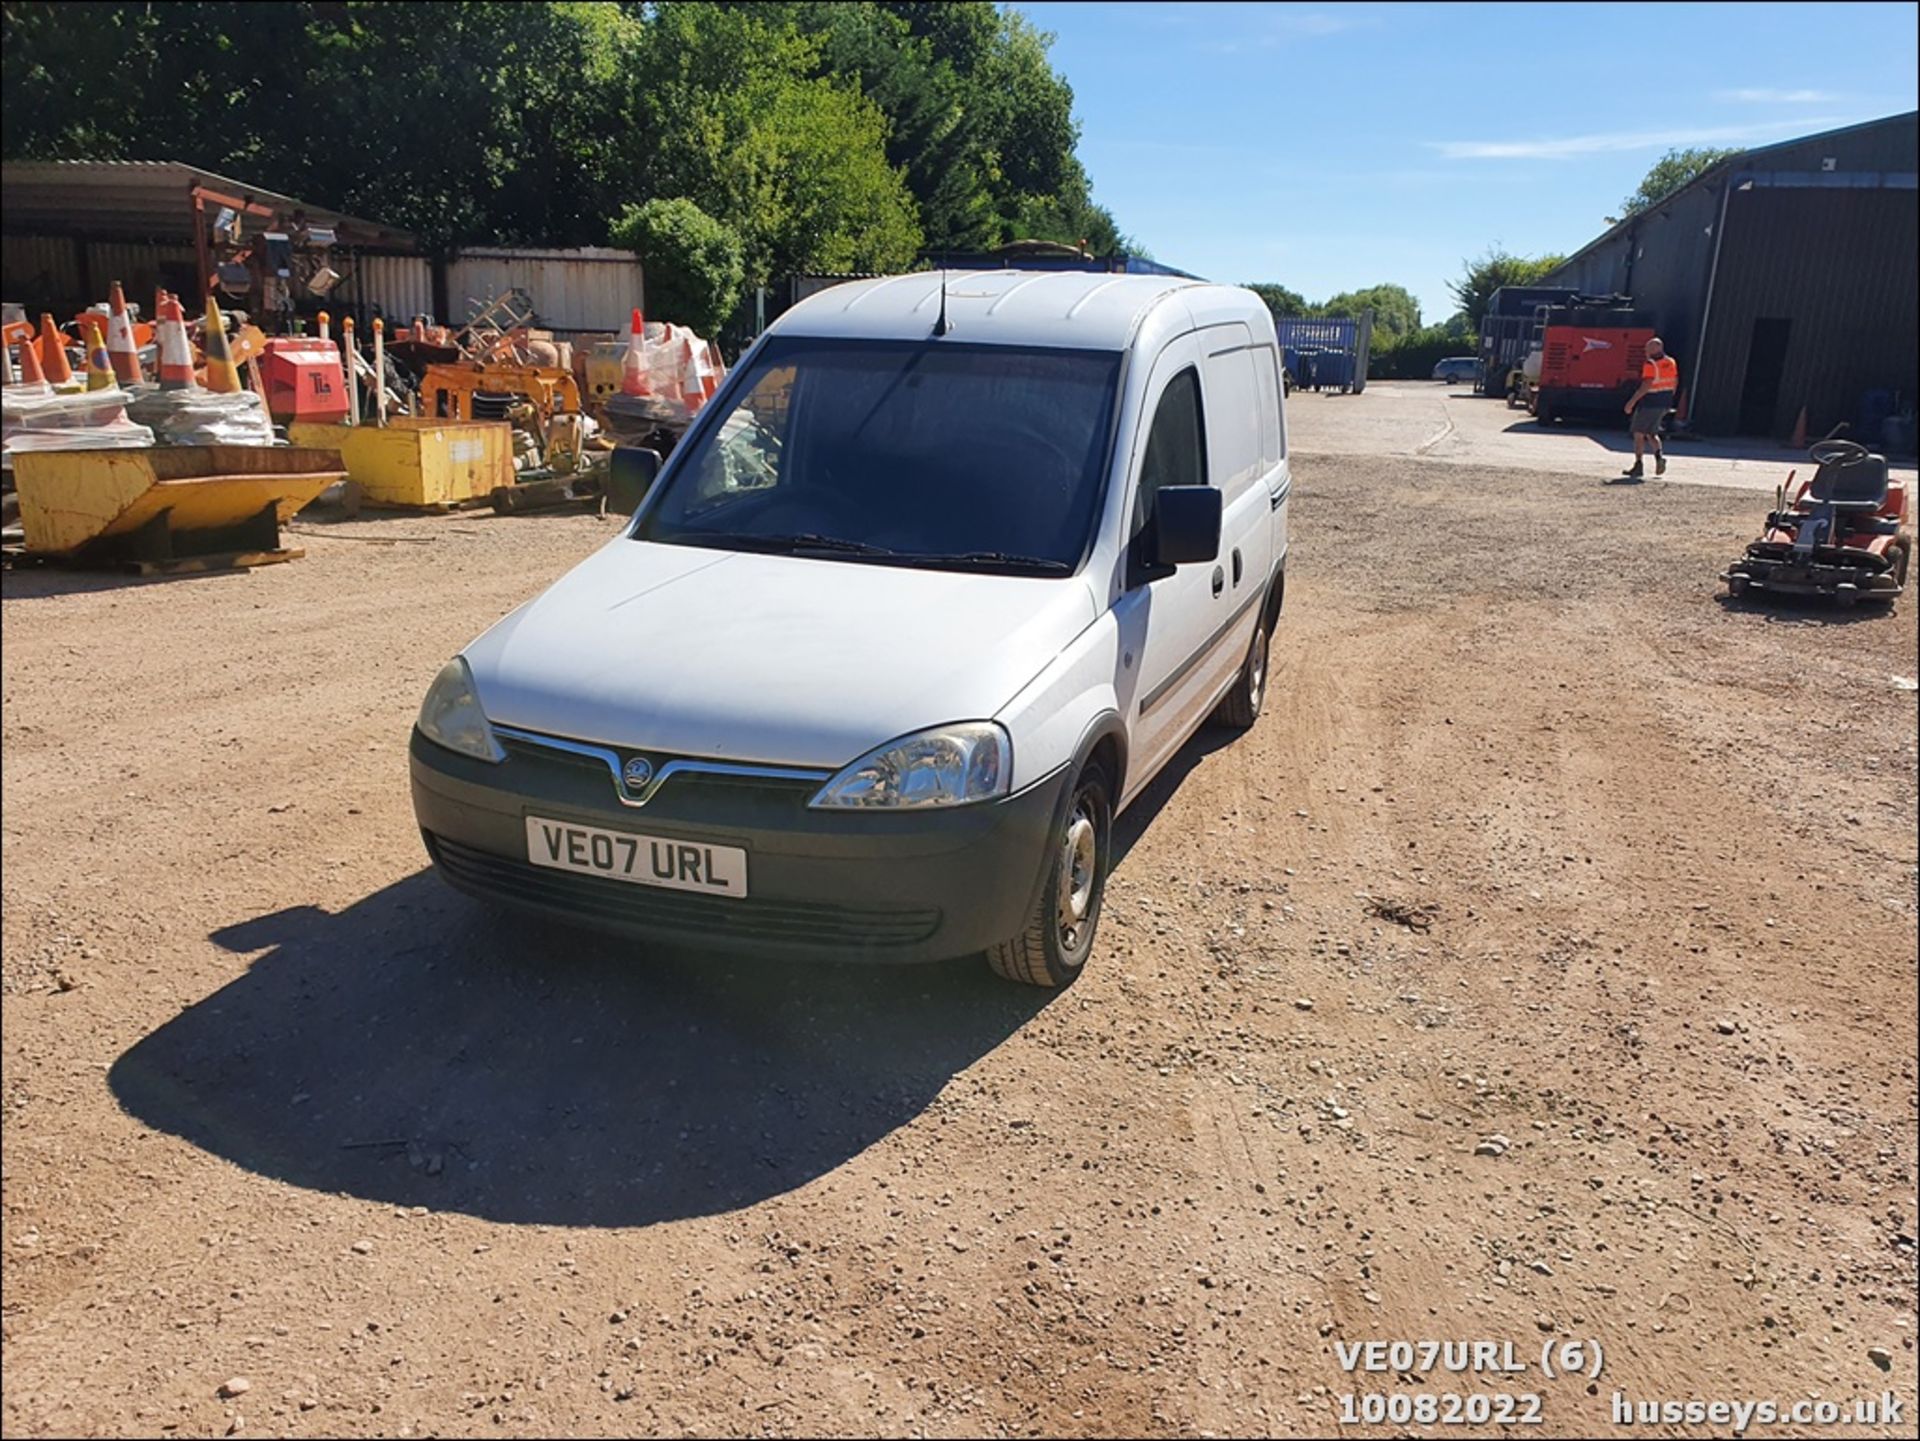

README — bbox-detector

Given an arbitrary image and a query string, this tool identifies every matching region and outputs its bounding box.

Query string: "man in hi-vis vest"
[1621,337,1678,480]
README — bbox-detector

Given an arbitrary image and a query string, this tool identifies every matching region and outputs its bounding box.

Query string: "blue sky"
[1018,1,1919,322]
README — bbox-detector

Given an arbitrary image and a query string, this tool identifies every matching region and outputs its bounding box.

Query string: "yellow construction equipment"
[416,362,583,426]
[11,445,343,573]
[287,418,513,508]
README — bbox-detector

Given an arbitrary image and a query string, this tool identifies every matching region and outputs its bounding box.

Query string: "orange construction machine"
[1510,296,1656,427]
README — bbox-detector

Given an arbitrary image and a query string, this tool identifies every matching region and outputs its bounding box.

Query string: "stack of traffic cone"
[156,294,196,389]
[37,313,75,388]
[82,317,114,391]
[620,307,652,398]
[201,293,242,394]
[105,281,143,385]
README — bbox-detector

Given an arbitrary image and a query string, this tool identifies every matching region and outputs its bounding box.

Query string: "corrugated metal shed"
[2,235,199,316]
[1692,185,1918,436]
[0,159,416,249]
[1539,111,1918,435]
[446,248,643,332]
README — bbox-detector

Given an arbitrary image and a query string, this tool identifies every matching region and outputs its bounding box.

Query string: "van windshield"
[634,338,1122,574]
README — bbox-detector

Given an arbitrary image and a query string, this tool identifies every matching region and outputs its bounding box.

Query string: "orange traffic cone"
[157,294,196,389]
[36,313,74,386]
[1789,405,1808,450]
[14,332,48,388]
[82,317,114,391]
[621,307,652,398]
[105,281,142,385]
[201,293,242,394]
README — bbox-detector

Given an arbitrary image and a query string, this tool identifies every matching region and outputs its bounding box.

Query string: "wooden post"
[373,317,387,427]
[342,316,359,426]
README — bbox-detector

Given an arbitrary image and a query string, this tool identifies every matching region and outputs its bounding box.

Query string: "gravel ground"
[3,455,1915,1437]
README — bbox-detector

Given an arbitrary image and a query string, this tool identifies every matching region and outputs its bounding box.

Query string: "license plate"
[524,816,747,898]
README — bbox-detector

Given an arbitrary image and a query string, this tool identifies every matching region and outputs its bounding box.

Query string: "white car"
[411,270,1292,986]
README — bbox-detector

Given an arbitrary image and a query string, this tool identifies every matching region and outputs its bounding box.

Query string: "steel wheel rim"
[1249,625,1268,710]
[1057,804,1098,952]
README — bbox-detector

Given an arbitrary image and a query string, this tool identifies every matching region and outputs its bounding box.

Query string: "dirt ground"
[3,451,1916,1438]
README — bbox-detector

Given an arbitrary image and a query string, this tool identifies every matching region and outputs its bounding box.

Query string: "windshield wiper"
[673,530,900,557]
[897,550,1072,574]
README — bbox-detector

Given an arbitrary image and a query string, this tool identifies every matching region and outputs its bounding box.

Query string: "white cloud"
[1714,87,1837,103]
[1193,8,1378,53]
[1428,116,1845,160]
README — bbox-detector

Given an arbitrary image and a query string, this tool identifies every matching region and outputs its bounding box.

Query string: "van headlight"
[810,722,1011,809]
[417,657,505,763]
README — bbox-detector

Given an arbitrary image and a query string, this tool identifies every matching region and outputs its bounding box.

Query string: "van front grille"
[425,833,942,949]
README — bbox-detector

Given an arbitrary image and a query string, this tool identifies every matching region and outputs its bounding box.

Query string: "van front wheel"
[1214,607,1272,730]
[986,762,1111,987]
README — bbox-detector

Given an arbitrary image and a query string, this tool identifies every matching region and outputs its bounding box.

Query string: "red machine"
[262,337,349,424]
[1722,439,1910,606]
[1521,298,1654,426]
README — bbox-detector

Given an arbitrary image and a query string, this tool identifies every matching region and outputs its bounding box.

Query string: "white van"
[411,270,1292,986]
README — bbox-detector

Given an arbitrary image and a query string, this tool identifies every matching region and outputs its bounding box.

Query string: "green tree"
[1447,249,1567,327]
[1,0,1114,272]
[620,3,921,283]
[1615,146,1742,220]
[1245,283,1310,321]
[1318,283,1420,339]
[609,198,744,337]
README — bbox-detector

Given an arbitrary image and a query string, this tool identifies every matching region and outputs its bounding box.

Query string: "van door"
[1113,335,1236,805]
[1250,338,1290,574]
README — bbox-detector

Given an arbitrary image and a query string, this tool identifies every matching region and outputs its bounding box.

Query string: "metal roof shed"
[1540,112,1917,437]
[2,159,418,315]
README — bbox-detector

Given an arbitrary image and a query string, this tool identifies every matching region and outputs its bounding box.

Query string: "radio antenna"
[933,268,951,337]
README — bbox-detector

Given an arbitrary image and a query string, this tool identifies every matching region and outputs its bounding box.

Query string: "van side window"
[1252,344,1285,466]
[1132,368,1207,535]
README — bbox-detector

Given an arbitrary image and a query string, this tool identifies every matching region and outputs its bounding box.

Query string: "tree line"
[1244,146,1735,378]
[1,1,1135,332]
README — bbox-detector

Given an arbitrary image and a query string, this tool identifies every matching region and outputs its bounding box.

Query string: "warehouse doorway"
[1738,317,1792,436]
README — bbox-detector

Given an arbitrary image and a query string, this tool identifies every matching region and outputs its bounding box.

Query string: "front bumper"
[409,728,1070,963]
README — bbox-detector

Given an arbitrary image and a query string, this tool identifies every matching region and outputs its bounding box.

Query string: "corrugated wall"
[1694,185,1920,437]
[3,236,196,314]
[333,248,644,337]
[2,235,82,301]
[446,248,643,334]
[1544,178,1719,383]
[341,253,434,325]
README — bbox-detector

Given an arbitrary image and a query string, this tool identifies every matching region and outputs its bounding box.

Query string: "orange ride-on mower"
[1722,439,1910,607]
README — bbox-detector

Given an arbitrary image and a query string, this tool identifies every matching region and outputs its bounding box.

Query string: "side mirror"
[1149,485,1222,568]
[606,446,662,516]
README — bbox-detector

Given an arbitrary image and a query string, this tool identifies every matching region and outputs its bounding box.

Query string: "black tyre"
[1214,605,1272,730]
[985,762,1111,988]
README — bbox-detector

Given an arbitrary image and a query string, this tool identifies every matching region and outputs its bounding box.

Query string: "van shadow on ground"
[108,870,1049,1229]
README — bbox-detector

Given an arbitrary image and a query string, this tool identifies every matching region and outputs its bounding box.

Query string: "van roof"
[770,270,1217,351]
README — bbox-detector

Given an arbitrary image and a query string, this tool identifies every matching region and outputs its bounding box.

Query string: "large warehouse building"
[1544,112,1917,440]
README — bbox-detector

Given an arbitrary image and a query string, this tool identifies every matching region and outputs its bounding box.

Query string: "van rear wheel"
[985,762,1111,987]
